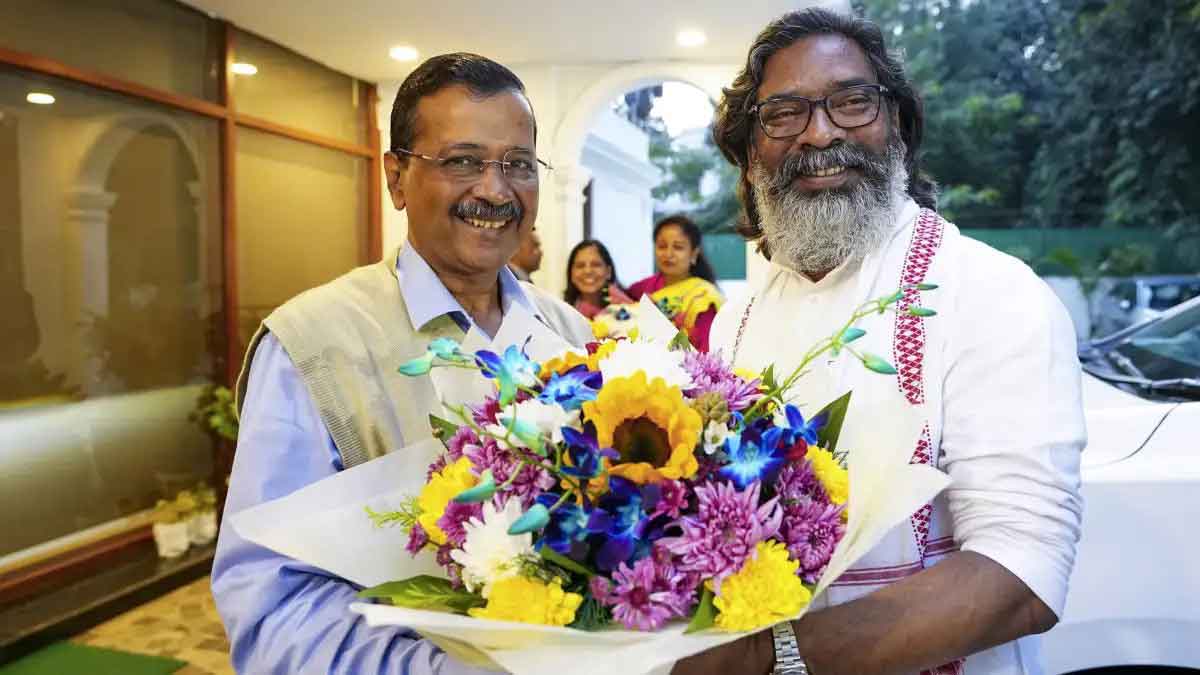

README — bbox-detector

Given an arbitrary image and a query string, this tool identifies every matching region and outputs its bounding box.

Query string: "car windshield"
[1148,281,1200,311]
[1113,302,1200,381]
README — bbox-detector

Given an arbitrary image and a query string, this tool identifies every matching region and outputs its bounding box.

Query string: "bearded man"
[673,8,1085,675]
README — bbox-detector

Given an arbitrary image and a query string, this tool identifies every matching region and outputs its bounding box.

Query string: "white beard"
[752,140,909,277]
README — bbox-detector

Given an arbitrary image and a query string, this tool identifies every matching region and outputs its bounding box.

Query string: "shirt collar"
[396,243,544,335]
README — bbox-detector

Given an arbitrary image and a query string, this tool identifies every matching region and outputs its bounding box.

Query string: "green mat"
[0,642,186,675]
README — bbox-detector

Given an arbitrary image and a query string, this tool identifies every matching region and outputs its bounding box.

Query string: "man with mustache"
[212,53,591,674]
[674,8,1084,675]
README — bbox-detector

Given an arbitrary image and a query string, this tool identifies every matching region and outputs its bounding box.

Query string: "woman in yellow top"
[627,215,724,352]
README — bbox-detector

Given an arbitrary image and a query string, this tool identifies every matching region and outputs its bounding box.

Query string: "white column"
[66,187,118,317]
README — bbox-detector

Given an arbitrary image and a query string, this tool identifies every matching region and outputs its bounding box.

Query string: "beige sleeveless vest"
[235,247,593,469]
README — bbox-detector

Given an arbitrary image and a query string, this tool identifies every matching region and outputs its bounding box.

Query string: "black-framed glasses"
[393,147,551,185]
[749,84,889,139]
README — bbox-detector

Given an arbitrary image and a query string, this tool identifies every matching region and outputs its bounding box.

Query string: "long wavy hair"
[712,8,937,248]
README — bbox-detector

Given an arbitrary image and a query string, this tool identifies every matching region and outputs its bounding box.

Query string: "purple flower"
[682,350,761,412]
[589,575,616,605]
[602,556,699,631]
[659,481,782,590]
[775,461,828,506]
[470,397,502,426]
[649,479,688,519]
[406,523,430,555]
[780,500,846,583]
[465,437,555,509]
[436,501,484,548]
[446,427,480,460]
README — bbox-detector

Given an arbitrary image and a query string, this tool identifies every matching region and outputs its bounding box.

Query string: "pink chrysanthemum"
[446,427,479,460]
[681,350,761,412]
[780,500,845,583]
[659,481,782,590]
[406,522,429,555]
[651,480,689,519]
[470,397,502,426]
[775,461,828,506]
[602,556,698,631]
[435,501,484,548]
[464,437,555,509]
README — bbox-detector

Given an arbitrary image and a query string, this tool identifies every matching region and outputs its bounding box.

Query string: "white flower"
[450,498,534,597]
[702,420,735,455]
[598,340,693,390]
[487,398,579,447]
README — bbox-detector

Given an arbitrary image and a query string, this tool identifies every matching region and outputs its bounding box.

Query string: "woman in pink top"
[627,215,723,352]
[564,239,633,320]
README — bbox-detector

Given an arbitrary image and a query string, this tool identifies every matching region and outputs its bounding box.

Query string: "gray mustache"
[773,143,889,195]
[453,200,522,222]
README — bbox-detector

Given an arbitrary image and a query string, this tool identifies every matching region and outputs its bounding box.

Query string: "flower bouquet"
[336,288,951,674]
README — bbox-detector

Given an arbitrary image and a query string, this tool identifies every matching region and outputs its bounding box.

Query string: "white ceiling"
[182,0,849,83]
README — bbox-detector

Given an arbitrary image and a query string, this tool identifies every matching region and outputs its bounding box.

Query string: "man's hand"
[671,629,775,675]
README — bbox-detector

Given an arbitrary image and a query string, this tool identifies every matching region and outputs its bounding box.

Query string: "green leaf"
[838,327,866,344]
[907,306,938,317]
[861,352,898,375]
[668,329,694,351]
[429,414,460,445]
[684,587,717,634]
[814,391,852,454]
[453,470,496,503]
[357,575,484,613]
[761,364,779,390]
[568,594,612,631]
[540,547,595,578]
[508,503,550,535]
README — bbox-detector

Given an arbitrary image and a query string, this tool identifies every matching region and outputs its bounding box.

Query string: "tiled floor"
[71,577,233,675]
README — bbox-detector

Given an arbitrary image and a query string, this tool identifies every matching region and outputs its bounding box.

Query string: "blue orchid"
[718,427,786,489]
[538,367,601,410]
[475,344,540,405]
[585,477,650,571]
[535,494,591,557]
[560,426,618,480]
[428,337,469,363]
[782,404,828,446]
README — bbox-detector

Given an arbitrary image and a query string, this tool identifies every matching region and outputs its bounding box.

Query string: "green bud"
[883,290,905,306]
[453,470,496,503]
[907,306,938,317]
[916,282,939,291]
[839,327,867,344]
[508,503,550,535]
[398,352,435,376]
[861,352,898,375]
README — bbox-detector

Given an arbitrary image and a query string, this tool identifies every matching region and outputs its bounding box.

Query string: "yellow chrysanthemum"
[582,371,702,484]
[592,320,611,340]
[713,540,812,632]
[807,446,848,506]
[539,341,618,379]
[416,457,477,546]
[467,576,582,626]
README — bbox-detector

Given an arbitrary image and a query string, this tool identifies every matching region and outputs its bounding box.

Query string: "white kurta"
[710,199,1086,675]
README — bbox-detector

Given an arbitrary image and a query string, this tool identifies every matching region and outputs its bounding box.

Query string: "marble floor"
[71,577,233,675]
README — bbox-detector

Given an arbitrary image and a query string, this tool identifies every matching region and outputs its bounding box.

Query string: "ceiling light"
[389,46,419,62]
[676,29,707,48]
[231,62,258,76]
[26,92,55,105]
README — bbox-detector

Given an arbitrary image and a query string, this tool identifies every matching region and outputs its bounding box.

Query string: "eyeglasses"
[393,147,551,185]
[749,84,889,139]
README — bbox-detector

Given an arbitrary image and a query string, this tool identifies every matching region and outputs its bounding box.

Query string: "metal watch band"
[771,621,810,675]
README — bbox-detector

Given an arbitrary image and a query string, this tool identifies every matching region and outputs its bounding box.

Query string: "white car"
[1041,297,1200,673]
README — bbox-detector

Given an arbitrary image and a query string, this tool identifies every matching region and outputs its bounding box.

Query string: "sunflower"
[582,371,702,484]
[540,341,618,380]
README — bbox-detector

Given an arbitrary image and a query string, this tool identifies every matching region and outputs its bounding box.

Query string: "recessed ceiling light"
[389,46,419,62]
[676,29,707,48]
[231,62,258,76]
[26,92,55,105]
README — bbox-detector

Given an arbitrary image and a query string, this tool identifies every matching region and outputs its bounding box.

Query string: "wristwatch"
[771,621,810,675]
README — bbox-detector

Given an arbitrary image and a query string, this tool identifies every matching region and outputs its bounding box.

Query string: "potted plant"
[188,482,219,545]
[152,494,191,558]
